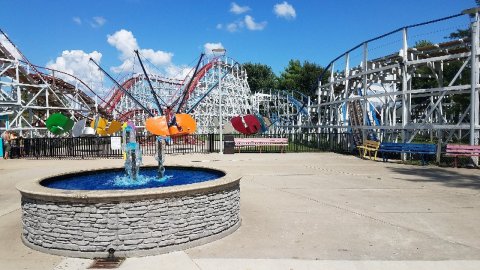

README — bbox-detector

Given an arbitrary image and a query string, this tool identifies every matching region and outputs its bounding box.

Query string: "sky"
[0,0,476,91]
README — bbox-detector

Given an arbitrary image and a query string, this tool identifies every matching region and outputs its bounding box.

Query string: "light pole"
[212,48,226,154]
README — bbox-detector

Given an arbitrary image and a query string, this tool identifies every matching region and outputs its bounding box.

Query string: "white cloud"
[165,65,193,80]
[44,30,192,95]
[244,15,267,31]
[217,20,244,33]
[46,50,104,91]
[73,17,82,25]
[107,29,173,74]
[107,29,138,60]
[203,43,225,54]
[0,34,22,60]
[227,22,240,32]
[140,49,172,66]
[273,1,296,19]
[91,16,106,28]
[230,2,250,14]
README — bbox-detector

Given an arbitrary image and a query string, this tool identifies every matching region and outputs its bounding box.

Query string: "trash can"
[223,135,235,154]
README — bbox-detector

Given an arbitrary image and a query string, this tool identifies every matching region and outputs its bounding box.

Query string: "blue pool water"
[41,167,225,190]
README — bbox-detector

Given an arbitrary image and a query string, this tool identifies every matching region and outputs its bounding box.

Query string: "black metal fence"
[5,132,354,159]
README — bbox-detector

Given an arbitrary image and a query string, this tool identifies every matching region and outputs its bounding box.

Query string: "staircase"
[348,100,363,146]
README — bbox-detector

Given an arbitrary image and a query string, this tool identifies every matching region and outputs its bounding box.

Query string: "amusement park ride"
[1,7,480,159]
[315,7,480,157]
[0,26,310,139]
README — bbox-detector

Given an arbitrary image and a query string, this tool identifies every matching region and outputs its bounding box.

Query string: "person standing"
[9,132,17,158]
[2,131,10,159]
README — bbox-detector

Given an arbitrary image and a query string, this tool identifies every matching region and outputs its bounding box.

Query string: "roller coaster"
[251,89,313,133]
[0,28,314,137]
[0,33,107,137]
[95,54,255,134]
[315,7,480,155]
[5,7,473,141]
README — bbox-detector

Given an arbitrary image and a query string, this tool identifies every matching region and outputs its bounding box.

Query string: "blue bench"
[378,142,436,165]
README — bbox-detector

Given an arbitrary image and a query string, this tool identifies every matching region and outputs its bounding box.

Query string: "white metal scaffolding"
[315,9,479,155]
[0,36,103,137]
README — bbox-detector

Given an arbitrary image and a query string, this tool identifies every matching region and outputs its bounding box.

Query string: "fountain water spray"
[155,136,166,178]
[122,122,142,180]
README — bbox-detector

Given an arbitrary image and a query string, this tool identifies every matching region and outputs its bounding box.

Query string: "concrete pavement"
[1,153,480,269]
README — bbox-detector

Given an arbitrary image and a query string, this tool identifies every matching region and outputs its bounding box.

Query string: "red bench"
[444,144,480,167]
[234,138,288,153]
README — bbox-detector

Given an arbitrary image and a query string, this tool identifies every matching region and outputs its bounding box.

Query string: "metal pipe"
[134,50,165,115]
[89,58,155,117]
[362,42,368,141]
[175,53,205,113]
[186,72,228,113]
[218,59,223,154]
[401,28,409,143]
[470,13,479,148]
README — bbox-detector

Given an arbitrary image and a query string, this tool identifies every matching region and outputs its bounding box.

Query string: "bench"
[379,142,436,165]
[234,138,288,153]
[444,144,480,167]
[356,140,380,160]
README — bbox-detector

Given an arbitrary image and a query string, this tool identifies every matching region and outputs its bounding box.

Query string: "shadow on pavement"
[387,166,480,190]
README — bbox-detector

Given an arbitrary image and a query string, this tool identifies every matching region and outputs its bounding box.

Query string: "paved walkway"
[1,153,480,269]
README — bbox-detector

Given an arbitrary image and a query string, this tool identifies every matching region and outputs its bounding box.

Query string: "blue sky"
[0,0,476,86]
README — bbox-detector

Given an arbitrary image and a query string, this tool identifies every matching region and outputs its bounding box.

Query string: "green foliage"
[243,60,328,98]
[447,29,470,40]
[411,24,473,117]
[445,0,478,40]
[278,60,302,91]
[278,60,327,97]
[414,40,433,48]
[412,40,436,105]
[242,62,278,93]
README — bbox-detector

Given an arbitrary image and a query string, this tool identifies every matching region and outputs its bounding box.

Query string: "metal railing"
[5,132,354,159]
[225,132,353,154]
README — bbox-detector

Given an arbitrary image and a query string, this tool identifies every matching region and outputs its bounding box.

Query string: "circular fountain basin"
[17,166,241,258]
[41,167,226,190]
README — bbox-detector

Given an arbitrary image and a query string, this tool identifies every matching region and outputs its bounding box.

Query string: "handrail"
[315,11,466,94]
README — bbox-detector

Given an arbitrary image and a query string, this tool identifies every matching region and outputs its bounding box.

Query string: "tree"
[410,40,438,113]
[413,30,472,122]
[278,60,326,98]
[447,29,470,40]
[412,40,436,90]
[278,60,302,91]
[415,40,433,48]
[242,63,278,93]
[444,0,479,39]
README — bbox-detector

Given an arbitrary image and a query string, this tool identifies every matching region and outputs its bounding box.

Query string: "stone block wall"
[21,183,240,257]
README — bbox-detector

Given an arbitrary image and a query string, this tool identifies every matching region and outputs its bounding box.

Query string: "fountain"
[17,162,240,258]
[155,136,166,179]
[17,123,240,258]
[122,122,142,180]
[16,58,240,258]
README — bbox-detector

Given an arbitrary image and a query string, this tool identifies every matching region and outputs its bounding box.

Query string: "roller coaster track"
[101,74,184,114]
[103,75,139,114]
[278,90,309,116]
[315,7,478,150]
[0,31,109,136]
[251,89,313,132]
[101,58,218,117]
[174,60,216,113]
[104,56,252,133]
[25,63,111,117]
